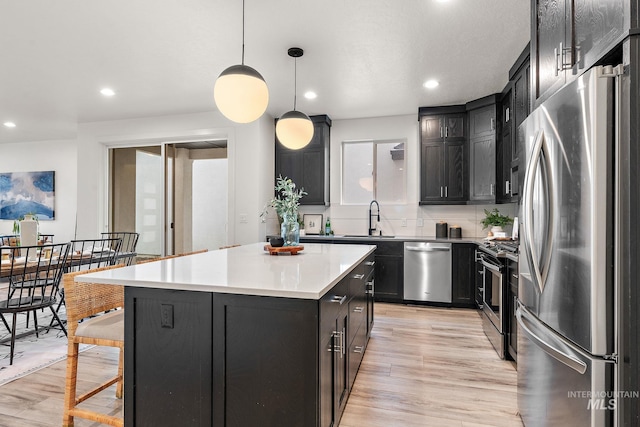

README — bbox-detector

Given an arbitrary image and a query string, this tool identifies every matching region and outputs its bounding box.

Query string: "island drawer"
[320,278,350,332]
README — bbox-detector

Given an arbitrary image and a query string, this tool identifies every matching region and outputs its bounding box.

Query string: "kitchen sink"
[342,234,396,238]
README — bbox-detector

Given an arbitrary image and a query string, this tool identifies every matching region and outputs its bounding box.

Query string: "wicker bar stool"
[62,265,125,427]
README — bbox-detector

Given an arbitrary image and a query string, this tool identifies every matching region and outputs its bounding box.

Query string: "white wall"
[0,111,274,249]
[284,114,517,239]
[2,111,514,244]
[0,139,78,243]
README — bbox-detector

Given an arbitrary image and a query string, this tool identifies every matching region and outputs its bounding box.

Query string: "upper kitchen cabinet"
[533,0,626,106]
[419,106,467,204]
[467,95,499,203]
[497,44,529,204]
[275,114,331,205]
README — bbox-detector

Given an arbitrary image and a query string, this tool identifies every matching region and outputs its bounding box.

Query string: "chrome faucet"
[368,200,380,236]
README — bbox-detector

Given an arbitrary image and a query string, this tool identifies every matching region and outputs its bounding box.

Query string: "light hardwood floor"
[340,303,523,427]
[0,303,522,426]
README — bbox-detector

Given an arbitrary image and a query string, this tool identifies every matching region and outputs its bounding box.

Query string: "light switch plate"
[417,218,424,227]
[239,213,248,223]
[401,218,407,227]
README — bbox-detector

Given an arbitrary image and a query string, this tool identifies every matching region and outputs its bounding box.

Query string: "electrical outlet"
[401,218,407,227]
[161,304,174,329]
[239,213,248,223]
[417,218,424,227]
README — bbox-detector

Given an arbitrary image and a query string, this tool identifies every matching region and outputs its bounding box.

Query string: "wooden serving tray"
[264,245,304,255]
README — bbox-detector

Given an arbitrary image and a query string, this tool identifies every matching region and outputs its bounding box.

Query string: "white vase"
[490,225,503,235]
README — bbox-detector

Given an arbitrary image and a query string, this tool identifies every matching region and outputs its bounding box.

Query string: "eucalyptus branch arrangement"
[260,176,307,222]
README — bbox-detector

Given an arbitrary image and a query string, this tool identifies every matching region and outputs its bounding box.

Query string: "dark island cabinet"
[467,96,498,202]
[275,114,331,205]
[451,243,477,307]
[124,253,374,427]
[419,106,468,205]
[533,0,626,106]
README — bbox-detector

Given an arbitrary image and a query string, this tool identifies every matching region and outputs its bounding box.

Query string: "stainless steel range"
[475,240,519,359]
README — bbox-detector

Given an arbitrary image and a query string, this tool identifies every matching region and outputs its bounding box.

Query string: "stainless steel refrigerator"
[517,65,622,426]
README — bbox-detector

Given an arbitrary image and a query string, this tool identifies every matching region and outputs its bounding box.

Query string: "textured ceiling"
[0,0,530,144]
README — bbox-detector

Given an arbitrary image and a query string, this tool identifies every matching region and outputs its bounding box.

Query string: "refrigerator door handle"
[522,129,555,294]
[517,304,587,374]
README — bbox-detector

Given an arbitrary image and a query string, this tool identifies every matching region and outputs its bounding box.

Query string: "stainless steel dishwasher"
[403,242,452,303]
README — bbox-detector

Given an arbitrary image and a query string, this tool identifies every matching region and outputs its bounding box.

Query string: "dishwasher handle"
[405,246,451,253]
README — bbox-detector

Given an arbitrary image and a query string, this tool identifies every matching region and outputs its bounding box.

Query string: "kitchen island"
[77,242,376,427]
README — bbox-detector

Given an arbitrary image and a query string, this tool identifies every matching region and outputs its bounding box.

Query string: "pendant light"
[276,47,314,150]
[214,0,269,124]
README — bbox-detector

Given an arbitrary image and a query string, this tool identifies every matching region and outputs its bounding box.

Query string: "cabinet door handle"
[332,330,344,358]
[554,46,560,76]
[366,280,374,295]
[490,118,495,130]
[365,261,375,267]
[342,327,346,356]
[505,107,510,122]
[440,126,444,138]
[353,306,364,313]
[445,186,448,198]
[490,183,495,195]
[331,295,347,305]
[353,346,364,354]
[352,273,365,280]
[506,180,511,195]
[440,186,444,198]
[445,126,449,138]
[556,42,572,75]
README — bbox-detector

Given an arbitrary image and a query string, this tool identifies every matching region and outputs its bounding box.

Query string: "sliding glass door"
[109,141,227,258]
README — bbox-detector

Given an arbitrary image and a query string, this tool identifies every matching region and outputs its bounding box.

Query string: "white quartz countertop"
[75,242,376,300]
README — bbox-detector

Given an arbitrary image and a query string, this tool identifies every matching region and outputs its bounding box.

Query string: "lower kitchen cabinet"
[374,254,403,302]
[451,243,477,307]
[506,258,519,362]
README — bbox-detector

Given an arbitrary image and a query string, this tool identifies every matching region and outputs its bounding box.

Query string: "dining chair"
[51,238,123,322]
[62,264,125,427]
[67,238,123,271]
[0,242,70,365]
[100,232,140,266]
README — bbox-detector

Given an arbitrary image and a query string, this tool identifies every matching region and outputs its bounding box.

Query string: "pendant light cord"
[293,57,298,111]
[241,0,245,65]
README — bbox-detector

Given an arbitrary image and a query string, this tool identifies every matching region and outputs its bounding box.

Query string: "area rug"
[0,309,93,386]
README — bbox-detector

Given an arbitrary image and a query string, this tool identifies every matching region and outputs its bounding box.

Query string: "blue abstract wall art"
[0,171,55,220]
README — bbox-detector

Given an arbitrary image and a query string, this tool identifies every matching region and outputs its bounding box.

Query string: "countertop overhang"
[76,242,376,300]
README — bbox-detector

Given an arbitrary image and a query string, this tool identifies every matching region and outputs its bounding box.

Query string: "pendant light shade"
[214,64,269,123]
[213,0,269,124]
[276,47,314,150]
[276,110,314,149]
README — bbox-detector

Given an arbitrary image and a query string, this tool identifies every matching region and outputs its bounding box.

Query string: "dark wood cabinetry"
[419,106,467,204]
[497,45,530,204]
[532,0,626,106]
[506,258,519,362]
[467,96,498,202]
[451,243,477,307]
[275,114,331,205]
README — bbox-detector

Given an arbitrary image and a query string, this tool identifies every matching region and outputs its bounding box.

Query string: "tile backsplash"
[263,203,518,239]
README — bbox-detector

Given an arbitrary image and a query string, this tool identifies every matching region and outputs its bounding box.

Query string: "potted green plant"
[480,208,513,235]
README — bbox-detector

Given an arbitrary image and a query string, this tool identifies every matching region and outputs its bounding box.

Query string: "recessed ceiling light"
[423,80,440,89]
[304,91,317,100]
[3,122,16,128]
[100,88,116,97]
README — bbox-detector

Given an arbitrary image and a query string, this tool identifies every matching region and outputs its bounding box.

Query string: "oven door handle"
[480,259,502,273]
